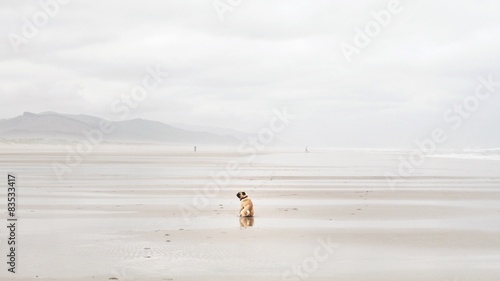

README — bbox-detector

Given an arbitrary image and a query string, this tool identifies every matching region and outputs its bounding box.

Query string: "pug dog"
[236,191,254,217]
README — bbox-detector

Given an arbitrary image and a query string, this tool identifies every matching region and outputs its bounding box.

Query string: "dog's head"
[236,191,248,200]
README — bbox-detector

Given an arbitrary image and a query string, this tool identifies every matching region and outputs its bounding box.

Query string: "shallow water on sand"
[1,145,500,280]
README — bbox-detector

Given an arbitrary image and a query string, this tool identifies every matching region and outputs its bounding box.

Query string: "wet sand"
[1,144,500,280]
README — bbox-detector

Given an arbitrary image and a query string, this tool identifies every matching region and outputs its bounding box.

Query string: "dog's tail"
[245,210,250,216]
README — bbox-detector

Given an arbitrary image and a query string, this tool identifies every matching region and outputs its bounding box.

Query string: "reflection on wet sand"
[240,216,254,227]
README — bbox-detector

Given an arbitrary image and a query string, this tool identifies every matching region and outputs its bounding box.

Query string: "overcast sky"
[1,0,499,148]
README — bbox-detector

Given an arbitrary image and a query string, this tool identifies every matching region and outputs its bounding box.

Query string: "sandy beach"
[1,144,500,281]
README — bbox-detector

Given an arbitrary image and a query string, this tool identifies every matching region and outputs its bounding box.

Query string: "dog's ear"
[242,192,246,196]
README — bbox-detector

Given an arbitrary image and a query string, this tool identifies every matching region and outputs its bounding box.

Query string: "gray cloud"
[1,0,499,147]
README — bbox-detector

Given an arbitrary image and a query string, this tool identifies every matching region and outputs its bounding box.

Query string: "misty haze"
[1,1,500,281]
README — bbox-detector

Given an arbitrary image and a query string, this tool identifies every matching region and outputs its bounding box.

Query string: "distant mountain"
[0,112,239,145]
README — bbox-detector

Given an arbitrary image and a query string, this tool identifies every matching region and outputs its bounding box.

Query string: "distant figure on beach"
[194,146,197,152]
[305,146,309,153]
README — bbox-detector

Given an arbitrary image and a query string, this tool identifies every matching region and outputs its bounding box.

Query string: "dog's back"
[237,191,254,217]
[240,198,254,217]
